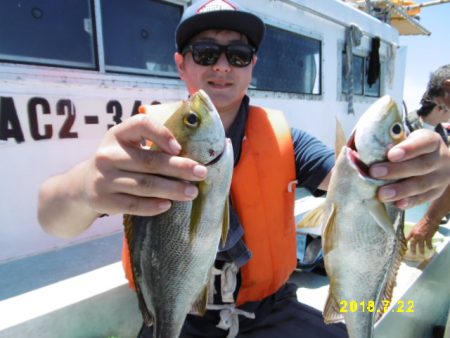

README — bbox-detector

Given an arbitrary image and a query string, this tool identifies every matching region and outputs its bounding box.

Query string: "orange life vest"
[231,106,297,305]
[121,105,298,305]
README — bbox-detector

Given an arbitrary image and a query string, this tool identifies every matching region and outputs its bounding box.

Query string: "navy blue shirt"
[217,96,334,267]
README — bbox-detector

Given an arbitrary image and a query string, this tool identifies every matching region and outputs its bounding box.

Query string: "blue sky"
[400,1,450,111]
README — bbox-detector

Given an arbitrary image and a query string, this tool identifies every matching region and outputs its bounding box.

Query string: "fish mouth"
[346,132,369,177]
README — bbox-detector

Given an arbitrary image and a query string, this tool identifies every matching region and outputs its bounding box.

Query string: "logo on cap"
[197,0,236,14]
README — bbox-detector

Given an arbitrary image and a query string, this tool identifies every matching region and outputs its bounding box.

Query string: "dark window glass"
[364,56,381,97]
[342,54,364,95]
[364,76,380,97]
[0,0,95,68]
[342,53,381,97]
[101,0,182,76]
[252,26,321,94]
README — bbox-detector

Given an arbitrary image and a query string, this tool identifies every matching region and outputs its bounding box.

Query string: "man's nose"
[213,53,231,72]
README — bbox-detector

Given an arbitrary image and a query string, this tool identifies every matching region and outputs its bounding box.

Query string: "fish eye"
[184,112,200,127]
[390,122,404,140]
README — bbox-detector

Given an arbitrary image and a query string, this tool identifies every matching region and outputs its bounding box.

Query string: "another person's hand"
[406,216,440,255]
[83,113,208,217]
[369,129,450,208]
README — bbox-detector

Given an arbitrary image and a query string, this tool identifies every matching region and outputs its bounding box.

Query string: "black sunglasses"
[182,41,255,68]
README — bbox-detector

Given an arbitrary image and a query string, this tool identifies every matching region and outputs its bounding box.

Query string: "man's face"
[433,79,450,118]
[175,30,256,115]
[430,103,450,124]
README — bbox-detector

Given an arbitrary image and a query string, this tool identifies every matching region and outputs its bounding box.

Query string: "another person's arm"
[291,128,334,194]
[406,184,450,255]
[38,113,207,238]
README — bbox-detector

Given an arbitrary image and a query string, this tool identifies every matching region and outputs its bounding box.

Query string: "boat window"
[342,53,381,97]
[252,26,321,95]
[0,0,96,68]
[101,0,182,77]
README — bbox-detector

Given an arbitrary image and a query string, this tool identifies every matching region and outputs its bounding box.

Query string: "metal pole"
[406,0,450,10]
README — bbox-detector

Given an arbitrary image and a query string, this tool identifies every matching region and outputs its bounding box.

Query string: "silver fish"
[124,90,233,338]
[299,95,408,338]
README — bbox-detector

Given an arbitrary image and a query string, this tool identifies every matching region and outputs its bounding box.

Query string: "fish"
[298,95,408,338]
[123,90,233,338]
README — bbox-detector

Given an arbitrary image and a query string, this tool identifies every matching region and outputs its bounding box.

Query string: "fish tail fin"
[323,290,344,324]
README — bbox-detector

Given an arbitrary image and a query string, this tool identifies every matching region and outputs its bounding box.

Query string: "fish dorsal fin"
[375,211,407,321]
[365,199,395,236]
[335,117,347,157]
[221,197,230,246]
[297,203,328,229]
[323,290,344,324]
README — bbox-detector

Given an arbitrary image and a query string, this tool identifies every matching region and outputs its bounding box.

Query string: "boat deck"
[1,193,450,338]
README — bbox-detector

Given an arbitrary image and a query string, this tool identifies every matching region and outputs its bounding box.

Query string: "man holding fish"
[406,64,450,256]
[38,1,450,337]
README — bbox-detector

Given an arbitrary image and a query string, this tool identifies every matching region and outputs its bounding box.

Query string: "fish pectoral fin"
[221,197,230,246]
[297,203,328,229]
[190,180,209,242]
[191,285,209,316]
[323,290,344,324]
[366,199,395,235]
[322,204,338,253]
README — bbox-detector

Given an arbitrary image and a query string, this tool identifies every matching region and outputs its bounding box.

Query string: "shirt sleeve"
[291,127,335,196]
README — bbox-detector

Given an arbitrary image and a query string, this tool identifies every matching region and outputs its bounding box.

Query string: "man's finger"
[113,114,181,155]
[370,151,437,181]
[387,129,441,162]
[110,171,199,201]
[426,238,434,251]
[378,178,444,206]
[95,144,207,182]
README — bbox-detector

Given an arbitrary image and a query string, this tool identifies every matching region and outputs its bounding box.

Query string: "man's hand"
[84,113,208,216]
[406,215,440,255]
[369,129,450,208]
[38,113,207,237]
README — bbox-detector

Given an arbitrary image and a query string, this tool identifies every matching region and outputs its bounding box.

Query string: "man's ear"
[175,52,185,79]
